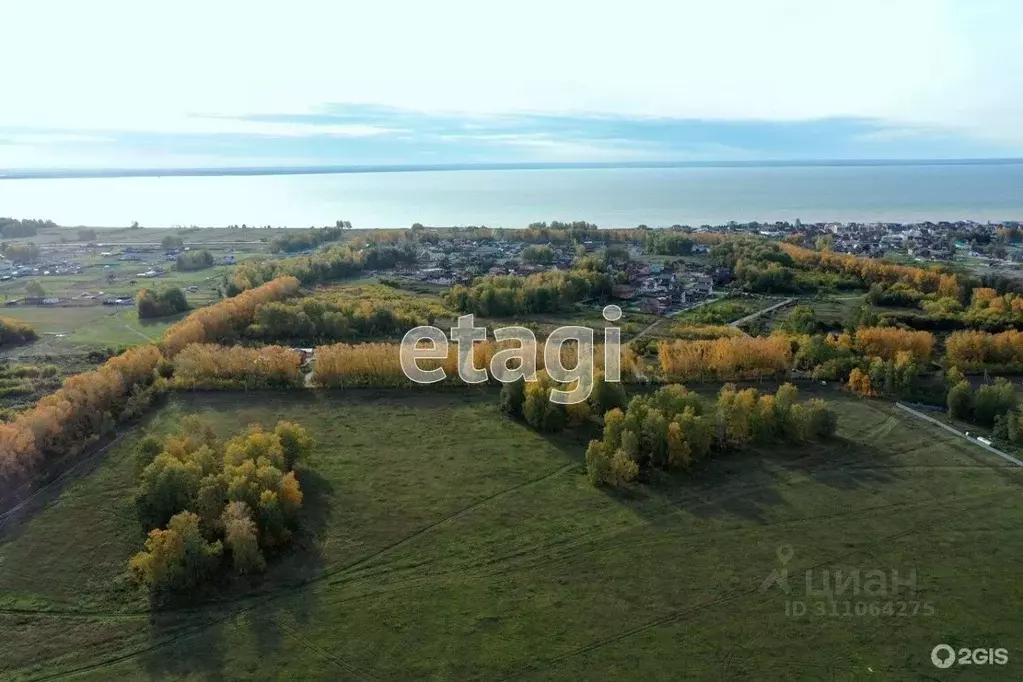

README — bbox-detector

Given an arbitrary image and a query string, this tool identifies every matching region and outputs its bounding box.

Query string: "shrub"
[500,377,527,419]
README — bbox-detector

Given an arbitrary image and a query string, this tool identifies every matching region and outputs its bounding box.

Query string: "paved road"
[895,402,1023,467]
[728,297,796,327]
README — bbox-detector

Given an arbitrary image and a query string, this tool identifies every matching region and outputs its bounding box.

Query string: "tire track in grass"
[497,491,1011,680]
[276,616,379,681]
[11,462,580,680]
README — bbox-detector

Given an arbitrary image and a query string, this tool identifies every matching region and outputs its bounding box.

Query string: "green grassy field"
[1,389,1020,680]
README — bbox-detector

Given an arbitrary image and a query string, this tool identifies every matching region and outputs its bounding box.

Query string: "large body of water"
[2,162,1022,228]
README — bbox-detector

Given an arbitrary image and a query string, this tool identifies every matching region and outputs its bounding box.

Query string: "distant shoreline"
[4,158,1023,181]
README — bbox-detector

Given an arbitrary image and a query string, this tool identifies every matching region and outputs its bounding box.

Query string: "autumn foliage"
[0,345,162,488]
[854,327,934,361]
[657,335,792,382]
[779,242,945,292]
[0,316,37,348]
[945,329,1023,371]
[130,417,313,591]
[161,276,300,357]
[586,383,837,487]
[172,344,303,390]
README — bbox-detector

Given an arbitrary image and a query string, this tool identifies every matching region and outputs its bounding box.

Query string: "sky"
[1,0,1021,168]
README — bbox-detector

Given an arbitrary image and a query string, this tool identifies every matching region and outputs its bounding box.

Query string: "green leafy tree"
[221,502,266,574]
[947,381,973,420]
[25,280,46,297]
[274,421,314,469]
[500,376,527,418]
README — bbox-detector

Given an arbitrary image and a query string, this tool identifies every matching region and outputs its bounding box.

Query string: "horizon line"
[3,158,1023,180]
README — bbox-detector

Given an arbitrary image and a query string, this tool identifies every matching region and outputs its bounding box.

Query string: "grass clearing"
[0,390,1021,680]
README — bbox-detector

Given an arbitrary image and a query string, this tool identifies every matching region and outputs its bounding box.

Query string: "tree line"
[269,225,347,253]
[137,287,190,319]
[945,329,1023,372]
[657,336,793,382]
[0,277,301,492]
[227,242,417,295]
[247,285,451,344]
[171,344,303,390]
[446,269,612,317]
[0,218,56,238]
[0,317,37,348]
[130,417,313,591]
[585,383,837,487]
[161,277,300,356]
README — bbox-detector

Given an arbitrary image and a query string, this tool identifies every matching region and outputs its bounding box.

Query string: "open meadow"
[1,389,1020,681]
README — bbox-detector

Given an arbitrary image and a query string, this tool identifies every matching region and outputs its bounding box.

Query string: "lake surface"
[2,163,1022,228]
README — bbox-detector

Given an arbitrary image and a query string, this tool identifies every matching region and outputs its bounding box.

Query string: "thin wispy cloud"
[1,0,1020,168]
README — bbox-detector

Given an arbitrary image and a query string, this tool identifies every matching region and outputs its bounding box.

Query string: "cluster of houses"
[0,257,83,281]
[611,261,717,315]
[402,238,579,286]
[750,219,1022,263]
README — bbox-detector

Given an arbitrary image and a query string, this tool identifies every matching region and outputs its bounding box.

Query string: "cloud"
[1,0,1021,165]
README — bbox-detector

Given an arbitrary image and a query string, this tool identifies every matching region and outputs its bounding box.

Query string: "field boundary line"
[895,402,1023,468]
[0,434,126,525]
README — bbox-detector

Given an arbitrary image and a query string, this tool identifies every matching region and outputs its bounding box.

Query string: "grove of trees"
[269,226,346,253]
[446,269,612,317]
[1,217,56,238]
[0,317,37,348]
[585,383,837,487]
[1,242,40,264]
[176,250,215,271]
[136,287,190,319]
[945,330,1023,371]
[130,417,314,591]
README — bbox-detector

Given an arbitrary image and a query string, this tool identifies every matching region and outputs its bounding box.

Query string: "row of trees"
[667,323,745,340]
[248,286,451,344]
[161,276,300,356]
[1,217,56,238]
[130,417,313,590]
[136,287,190,319]
[0,345,163,487]
[446,269,612,317]
[1,276,303,492]
[312,339,615,390]
[171,344,303,390]
[946,375,1017,426]
[853,327,933,361]
[0,316,37,348]
[176,250,215,271]
[228,242,417,294]
[945,330,1023,371]
[657,336,792,382]
[779,242,947,292]
[500,372,627,434]
[585,383,837,487]
[269,226,346,253]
